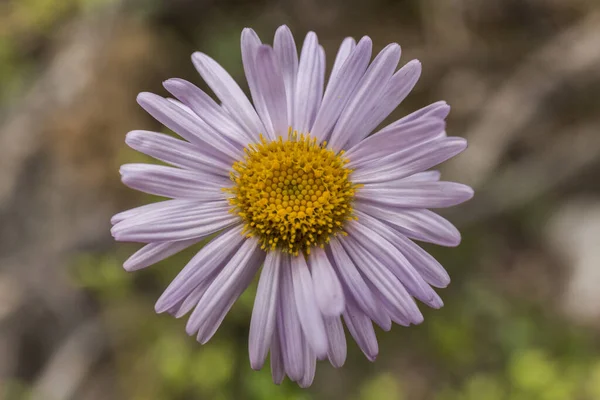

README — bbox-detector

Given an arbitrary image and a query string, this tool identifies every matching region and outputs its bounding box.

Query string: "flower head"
[112,25,473,387]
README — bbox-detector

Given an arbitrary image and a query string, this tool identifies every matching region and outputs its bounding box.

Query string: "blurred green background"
[2,0,600,399]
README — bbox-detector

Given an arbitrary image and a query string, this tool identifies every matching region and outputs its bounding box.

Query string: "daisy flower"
[111,25,473,387]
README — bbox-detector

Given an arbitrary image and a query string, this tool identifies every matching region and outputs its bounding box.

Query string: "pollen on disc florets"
[227,129,358,256]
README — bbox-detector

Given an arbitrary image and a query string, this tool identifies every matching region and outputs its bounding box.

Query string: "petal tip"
[444,235,462,248]
[463,185,475,200]
[358,35,372,45]
[162,78,183,91]
[191,51,207,65]
[341,36,356,45]
[122,259,138,272]
[109,225,119,239]
[411,313,425,325]
[241,27,259,40]
[304,31,318,44]
[275,24,291,34]
[407,59,422,69]
[124,130,142,146]
[136,91,154,106]
[429,295,444,309]
[154,300,168,314]
[387,42,401,52]
[249,358,265,371]
[257,44,273,55]
[185,322,198,337]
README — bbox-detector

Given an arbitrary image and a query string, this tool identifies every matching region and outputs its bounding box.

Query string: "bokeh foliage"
[3,0,600,399]
[60,228,600,400]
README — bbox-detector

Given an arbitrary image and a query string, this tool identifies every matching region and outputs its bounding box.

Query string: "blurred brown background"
[1,0,600,399]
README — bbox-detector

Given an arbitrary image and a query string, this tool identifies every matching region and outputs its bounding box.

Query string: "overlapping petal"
[273,25,298,126]
[119,164,230,200]
[293,32,321,134]
[328,43,401,150]
[249,251,281,369]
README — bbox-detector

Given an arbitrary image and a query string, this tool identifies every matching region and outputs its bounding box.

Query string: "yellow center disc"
[227,131,357,256]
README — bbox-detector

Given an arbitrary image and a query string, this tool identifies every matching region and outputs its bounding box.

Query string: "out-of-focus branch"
[447,12,600,187]
[453,122,600,226]
[0,329,20,387]
[31,318,106,400]
[0,2,122,208]
[0,273,22,381]
[419,0,471,57]
[0,1,123,389]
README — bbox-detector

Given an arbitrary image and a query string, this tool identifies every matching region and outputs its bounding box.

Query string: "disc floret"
[227,130,357,255]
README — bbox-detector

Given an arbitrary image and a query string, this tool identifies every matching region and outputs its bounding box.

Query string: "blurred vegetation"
[2,0,600,399]
[55,236,600,400]
[0,0,117,105]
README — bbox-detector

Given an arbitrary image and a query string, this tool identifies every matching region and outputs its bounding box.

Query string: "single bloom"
[111,25,473,387]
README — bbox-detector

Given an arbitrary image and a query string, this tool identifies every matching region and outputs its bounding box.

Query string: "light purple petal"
[154,225,245,313]
[390,100,450,128]
[356,181,474,209]
[368,282,412,326]
[274,25,298,127]
[111,198,229,231]
[111,199,201,225]
[391,235,450,291]
[316,45,325,112]
[345,118,445,169]
[342,296,379,361]
[270,324,286,384]
[174,274,217,318]
[249,251,282,370]
[346,219,437,304]
[187,238,263,342]
[352,137,467,184]
[340,235,424,325]
[164,300,184,317]
[255,45,288,139]
[137,92,240,161]
[163,78,253,145]
[355,202,460,247]
[311,37,372,142]
[308,247,345,317]
[328,37,357,86]
[346,101,450,169]
[354,211,449,297]
[125,130,232,176]
[278,256,304,381]
[241,28,272,139]
[291,253,328,358]
[113,200,228,231]
[111,202,236,243]
[167,98,196,116]
[328,43,401,150]
[192,52,265,139]
[195,251,265,344]
[298,338,316,388]
[356,59,422,138]
[401,170,441,182]
[327,238,392,331]
[119,163,230,200]
[293,32,321,134]
[325,316,346,368]
[123,239,200,272]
